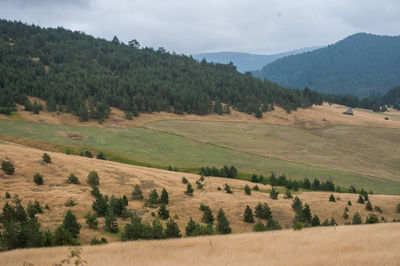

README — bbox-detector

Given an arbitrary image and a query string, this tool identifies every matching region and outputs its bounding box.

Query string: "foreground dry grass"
[1,142,400,245]
[1,223,399,266]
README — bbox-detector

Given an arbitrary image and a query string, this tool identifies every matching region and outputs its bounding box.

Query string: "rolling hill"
[255,33,400,98]
[192,47,319,73]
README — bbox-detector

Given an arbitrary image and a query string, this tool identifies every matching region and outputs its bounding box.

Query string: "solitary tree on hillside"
[42,153,51,163]
[216,208,231,234]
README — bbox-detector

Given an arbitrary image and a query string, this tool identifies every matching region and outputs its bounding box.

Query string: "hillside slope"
[1,223,399,266]
[256,33,400,97]
[192,47,319,73]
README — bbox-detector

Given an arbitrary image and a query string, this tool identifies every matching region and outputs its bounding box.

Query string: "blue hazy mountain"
[191,47,319,73]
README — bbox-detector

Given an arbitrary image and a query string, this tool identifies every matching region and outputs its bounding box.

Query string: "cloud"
[0,0,399,54]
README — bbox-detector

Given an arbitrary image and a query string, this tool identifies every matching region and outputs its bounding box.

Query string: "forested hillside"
[0,20,324,121]
[255,33,400,98]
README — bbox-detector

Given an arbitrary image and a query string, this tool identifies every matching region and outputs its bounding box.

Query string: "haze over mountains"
[192,47,319,73]
[254,33,400,98]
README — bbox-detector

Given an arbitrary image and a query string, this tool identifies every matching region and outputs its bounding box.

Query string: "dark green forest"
[0,19,325,121]
[255,33,400,98]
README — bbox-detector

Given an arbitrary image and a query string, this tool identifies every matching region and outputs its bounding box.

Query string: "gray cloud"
[1,0,399,54]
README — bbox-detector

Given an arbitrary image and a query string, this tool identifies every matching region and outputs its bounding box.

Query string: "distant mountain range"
[191,47,320,73]
[253,33,400,98]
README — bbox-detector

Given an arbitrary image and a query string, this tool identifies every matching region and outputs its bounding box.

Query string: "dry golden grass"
[1,100,399,129]
[1,142,399,246]
[0,223,399,266]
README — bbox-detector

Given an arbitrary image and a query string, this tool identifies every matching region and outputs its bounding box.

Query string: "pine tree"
[147,189,159,207]
[158,203,170,220]
[255,202,272,220]
[42,153,51,163]
[66,173,80,184]
[84,212,98,229]
[86,171,100,187]
[165,219,181,238]
[181,177,188,184]
[285,190,293,199]
[365,200,373,211]
[244,184,251,195]
[292,196,303,212]
[63,210,81,238]
[243,205,254,223]
[104,207,119,233]
[160,188,169,204]
[253,221,266,232]
[1,160,15,175]
[185,183,194,196]
[202,207,215,224]
[216,208,231,234]
[151,218,165,239]
[311,215,320,226]
[53,225,76,246]
[14,203,28,225]
[352,212,362,224]
[302,204,312,224]
[357,194,365,204]
[224,183,233,194]
[348,200,352,206]
[270,188,279,199]
[132,185,144,201]
[329,194,336,202]
[185,217,197,236]
[33,173,43,185]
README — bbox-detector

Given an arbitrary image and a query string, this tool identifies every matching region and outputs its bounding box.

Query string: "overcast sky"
[1,0,400,55]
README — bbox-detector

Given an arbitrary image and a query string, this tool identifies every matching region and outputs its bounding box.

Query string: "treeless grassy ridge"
[1,223,399,266]
[1,143,399,245]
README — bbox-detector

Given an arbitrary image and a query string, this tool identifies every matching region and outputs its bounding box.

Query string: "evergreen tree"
[253,221,266,232]
[243,205,255,223]
[255,202,272,220]
[86,171,100,186]
[244,184,251,195]
[53,225,76,246]
[62,210,81,238]
[151,218,165,239]
[185,183,194,196]
[181,177,188,184]
[365,214,379,224]
[42,153,51,163]
[104,207,119,233]
[165,219,181,238]
[33,173,43,185]
[147,189,159,207]
[285,190,293,199]
[365,200,373,211]
[216,208,231,234]
[357,194,365,204]
[66,173,80,184]
[1,160,15,175]
[329,194,336,202]
[160,188,169,204]
[132,185,144,201]
[158,203,170,220]
[311,215,320,226]
[202,208,214,224]
[302,204,312,225]
[348,200,352,206]
[185,217,197,236]
[292,196,303,212]
[14,203,28,225]
[84,212,98,229]
[96,152,106,160]
[224,183,233,194]
[352,212,362,224]
[270,188,279,199]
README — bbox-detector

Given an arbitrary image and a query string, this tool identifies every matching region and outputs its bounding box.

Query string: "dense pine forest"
[255,33,400,98]
[0,20,325,121]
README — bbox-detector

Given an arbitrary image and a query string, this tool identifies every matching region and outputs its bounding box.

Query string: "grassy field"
[1,223,399,266]
[0,120,398,194]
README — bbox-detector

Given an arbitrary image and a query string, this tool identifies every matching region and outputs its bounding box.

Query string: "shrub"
[63,210,81,238]
[185,183,194,196]
[269,188,279,199]
[253,185,259,191]
[5,192,10,198]
[329,194,336,202]
[33,173,43,185]
[348,200,352,206]
[132,185,144,200]
[352,212,362,225]
[216,208,231,234]
[244,184,251,195]
[66,173,80,184]
[84,150,93,158]
[64,198,77,208]
[284,190,293,199]
[84,212,98,229]
[365,214,379,224]
[90,237,108,245]
[1,160,15,175]
[253,221,266,232]
[294,222,304,230]
[199,175,205,182]
[243,205,254,223]
[224,183,233,194]
[196,180,204,189]
[86,171,100,186]
[96,152,106,160]
[42,153,51,163]
[374,206,383,213]
[181,177,188,184]
[343,211,349,219]
[365,200,373,211]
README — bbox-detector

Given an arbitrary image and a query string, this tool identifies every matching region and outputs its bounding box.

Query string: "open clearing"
[1,223,399,266]
[1,142,399,245]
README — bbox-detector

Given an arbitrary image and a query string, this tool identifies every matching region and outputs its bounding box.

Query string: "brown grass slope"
[1,143,400,244]
[1,223,399,266]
